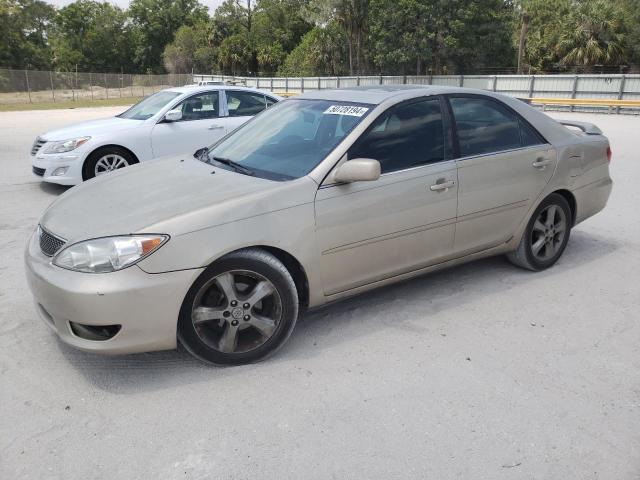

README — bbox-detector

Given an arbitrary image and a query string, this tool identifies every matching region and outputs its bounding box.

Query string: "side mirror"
[164,108,182,122]
[333,158,381,183]
[193,147,207,159]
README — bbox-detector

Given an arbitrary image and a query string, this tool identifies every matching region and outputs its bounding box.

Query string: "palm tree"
[556,0,627,69]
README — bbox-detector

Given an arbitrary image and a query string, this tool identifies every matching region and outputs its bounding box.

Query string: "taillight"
[606,146,612,162]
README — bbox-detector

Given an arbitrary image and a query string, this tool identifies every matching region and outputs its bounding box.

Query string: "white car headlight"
[53,235,169,273]
[43,136,91,154]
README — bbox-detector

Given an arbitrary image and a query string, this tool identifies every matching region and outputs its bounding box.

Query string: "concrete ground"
[0,106,638,479]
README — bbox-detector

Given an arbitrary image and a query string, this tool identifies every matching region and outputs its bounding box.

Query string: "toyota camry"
[25,86,612,365]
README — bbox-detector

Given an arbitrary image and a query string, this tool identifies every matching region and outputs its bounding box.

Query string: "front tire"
[178,249,299,365]
[82,146,136,180]
[507,193,572,271]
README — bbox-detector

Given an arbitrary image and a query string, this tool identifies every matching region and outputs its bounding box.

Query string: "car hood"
[41,116,144,141]
[40,157,315,243]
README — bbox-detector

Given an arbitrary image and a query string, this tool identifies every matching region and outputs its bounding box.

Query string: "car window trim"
[445,93,549,159]
[455,143,551,163]
[157,89,222,124]
[320,157,457,190]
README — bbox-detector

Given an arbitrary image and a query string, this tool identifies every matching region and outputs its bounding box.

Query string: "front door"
[447,95,557,254]
[151,90,225,158]
[314,97,458,296]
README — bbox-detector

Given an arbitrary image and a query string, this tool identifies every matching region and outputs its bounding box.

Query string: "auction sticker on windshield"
[324,105,369,116]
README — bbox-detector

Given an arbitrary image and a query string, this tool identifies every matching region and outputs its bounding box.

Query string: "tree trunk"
[347,36,353,76]
[356,30,361,75]
[517,12,530,74]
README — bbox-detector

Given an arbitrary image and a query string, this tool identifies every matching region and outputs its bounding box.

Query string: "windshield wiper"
[209,155,255,176]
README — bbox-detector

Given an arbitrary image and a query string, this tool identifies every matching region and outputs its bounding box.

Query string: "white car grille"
[31,137,46,156]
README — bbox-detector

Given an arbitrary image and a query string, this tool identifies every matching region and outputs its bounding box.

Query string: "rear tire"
[507,193,572,271]
[178,248,299,365]
[82,146,136,181]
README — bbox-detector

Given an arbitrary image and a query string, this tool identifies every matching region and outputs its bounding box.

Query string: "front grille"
[32,166,45,177]
[31,137,46,156]
[39,226,66,256]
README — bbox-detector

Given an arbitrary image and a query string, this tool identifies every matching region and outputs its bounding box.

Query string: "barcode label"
[323,105,369,117]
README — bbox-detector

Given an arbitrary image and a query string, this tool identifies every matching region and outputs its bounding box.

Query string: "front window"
[118,91,182,120]
[349,97,447,174]
[207,99,372,180]
[176,91,220,120]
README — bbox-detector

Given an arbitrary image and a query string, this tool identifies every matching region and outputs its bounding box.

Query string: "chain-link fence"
[0,69,193,104]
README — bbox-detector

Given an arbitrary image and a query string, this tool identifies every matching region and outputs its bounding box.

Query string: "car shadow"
[58,228,619,394]
[38,182,71,196]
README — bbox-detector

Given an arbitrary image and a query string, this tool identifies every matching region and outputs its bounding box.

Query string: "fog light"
[52,167,69,176]
[69,321,121,341]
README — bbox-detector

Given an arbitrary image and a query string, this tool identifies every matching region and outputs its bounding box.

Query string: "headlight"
[43,136,91,154]
[53,235,169,273]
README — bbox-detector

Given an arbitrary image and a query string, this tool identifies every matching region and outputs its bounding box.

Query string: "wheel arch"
[86,144,140,164]
[551,189,577,226]
[82,144,140,180]
[509,187,578,251]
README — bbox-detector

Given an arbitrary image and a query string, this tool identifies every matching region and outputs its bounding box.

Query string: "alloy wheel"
[94,154,129,176]
[190,270,283,354]
[530,204,567,261]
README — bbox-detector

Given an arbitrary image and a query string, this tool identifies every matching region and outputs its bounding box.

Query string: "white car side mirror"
[164,108,182,122]
[333,158,381,183]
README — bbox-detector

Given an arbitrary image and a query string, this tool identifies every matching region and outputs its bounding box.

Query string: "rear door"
[314,96,458,295]
[448,94,556,254]
[222,90,278,134]
[150,90,224,157]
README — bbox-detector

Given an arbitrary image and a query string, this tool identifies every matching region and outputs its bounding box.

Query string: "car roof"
[295,85,490,105]
[165,85,278,96]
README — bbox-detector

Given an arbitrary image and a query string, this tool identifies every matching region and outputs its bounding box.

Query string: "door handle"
[430,180,455,191]
[208,124,224,130]
[532,158,552,169]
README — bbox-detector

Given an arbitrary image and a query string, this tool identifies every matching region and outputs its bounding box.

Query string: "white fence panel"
[461,76,492,89]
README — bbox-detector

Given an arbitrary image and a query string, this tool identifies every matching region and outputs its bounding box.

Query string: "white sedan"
[30,85,280,185]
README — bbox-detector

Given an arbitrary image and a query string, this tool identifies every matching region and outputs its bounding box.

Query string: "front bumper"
[30,150,87,185]
[24,230,203,354]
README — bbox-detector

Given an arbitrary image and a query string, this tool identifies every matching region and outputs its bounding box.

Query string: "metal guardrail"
[526,96,640,114]
[196,73,640,114]
[528,97,640,107]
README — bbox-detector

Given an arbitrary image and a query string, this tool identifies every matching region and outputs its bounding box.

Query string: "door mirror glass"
[334,158,381,183]
[164,108,182,122]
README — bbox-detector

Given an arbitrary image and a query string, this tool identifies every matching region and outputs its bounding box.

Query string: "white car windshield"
[118,91,182,120]
[207,99,372,180]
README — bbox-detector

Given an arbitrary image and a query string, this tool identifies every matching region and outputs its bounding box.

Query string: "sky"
[47,0,226,12]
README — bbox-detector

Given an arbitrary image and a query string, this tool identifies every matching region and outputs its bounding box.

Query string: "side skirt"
[315,242,511,307]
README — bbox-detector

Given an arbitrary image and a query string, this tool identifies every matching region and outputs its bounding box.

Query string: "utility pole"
[517,11,530,74]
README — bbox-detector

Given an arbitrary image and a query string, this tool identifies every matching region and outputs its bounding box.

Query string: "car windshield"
[207,99,372,180]
[118,91,182,120]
